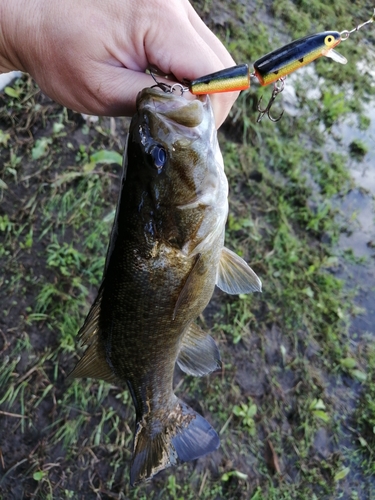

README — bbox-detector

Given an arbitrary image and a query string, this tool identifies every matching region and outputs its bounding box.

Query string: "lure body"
[186,64,250,95]
[186,32,345,94]
[179,9,374,122]
[253,31,344,86]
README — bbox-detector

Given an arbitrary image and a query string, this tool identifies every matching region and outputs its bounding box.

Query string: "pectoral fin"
[216,247,262,294]
[67,287,118,384]
[177,323,221,376]
[325,49,347,65]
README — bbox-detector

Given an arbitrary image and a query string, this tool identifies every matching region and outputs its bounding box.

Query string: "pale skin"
[0,0,238,127]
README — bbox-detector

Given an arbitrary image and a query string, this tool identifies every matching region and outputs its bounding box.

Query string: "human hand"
[0,0,238,127]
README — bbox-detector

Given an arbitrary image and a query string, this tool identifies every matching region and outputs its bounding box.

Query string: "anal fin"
[216,246,262,294]
[177,323,221,376]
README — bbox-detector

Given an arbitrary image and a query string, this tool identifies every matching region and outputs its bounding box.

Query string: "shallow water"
[336,104,375,194]
[284,59,375,328]
[333,103,375,333]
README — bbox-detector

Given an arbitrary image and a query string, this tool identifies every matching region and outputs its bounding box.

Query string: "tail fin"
[130,399,219,485]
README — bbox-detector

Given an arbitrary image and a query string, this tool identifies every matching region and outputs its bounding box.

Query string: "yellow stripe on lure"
[184,64,250,94]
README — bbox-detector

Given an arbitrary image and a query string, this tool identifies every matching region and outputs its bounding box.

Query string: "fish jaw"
[136,87,206,128]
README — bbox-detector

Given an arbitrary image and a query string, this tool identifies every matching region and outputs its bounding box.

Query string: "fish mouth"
[136,87,206,128]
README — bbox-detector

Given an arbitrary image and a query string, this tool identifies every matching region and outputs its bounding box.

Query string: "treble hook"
[256,77,286,122]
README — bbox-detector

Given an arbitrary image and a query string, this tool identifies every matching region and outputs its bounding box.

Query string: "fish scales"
[69,87,262,485]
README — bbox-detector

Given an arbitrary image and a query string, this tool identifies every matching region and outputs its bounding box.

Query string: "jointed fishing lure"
[183,9,375,122]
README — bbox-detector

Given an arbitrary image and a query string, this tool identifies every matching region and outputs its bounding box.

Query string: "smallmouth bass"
[69,87,261,485]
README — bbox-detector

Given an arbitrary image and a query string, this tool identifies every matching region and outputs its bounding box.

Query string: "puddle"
[333,101,375,248]
[333,104,375,333]
[282,64,375,335]
[339,189,375,257]
[335,103,375,193]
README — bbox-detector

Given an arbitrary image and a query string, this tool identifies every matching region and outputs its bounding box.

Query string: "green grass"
[1,0,375,498]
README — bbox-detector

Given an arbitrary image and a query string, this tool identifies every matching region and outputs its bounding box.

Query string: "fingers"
[53,0,238,127]
[88,64,237,130]
[70,62,235,133]
[17,0,239,127]
[50,68,156,117]
[97,68,170,117]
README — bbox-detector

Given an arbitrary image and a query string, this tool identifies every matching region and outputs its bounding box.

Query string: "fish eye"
[150,145,167,169]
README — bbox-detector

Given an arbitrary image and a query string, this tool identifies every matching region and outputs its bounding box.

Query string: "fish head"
[126,87,228,253]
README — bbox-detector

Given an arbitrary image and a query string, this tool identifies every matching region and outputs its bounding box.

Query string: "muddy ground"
[1,1,375,499]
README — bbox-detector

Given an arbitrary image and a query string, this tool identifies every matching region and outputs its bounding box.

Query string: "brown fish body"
[70,88,261,484]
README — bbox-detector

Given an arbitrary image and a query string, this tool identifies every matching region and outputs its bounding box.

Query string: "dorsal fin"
[77,287,103,346]
[67,287,118,384]
[177,323,221,376]
[67,337,118,383]
[216,247,262,294]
